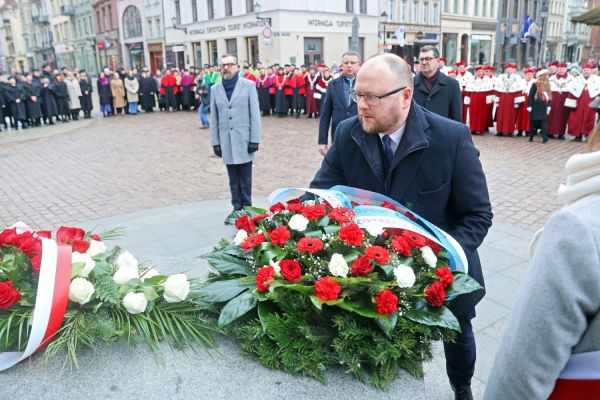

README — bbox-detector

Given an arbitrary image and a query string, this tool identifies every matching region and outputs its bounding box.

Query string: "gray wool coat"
[483,194,600,399]
[210,78,261,165]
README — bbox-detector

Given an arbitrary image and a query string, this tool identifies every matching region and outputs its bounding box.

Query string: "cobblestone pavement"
[0,110,587,230]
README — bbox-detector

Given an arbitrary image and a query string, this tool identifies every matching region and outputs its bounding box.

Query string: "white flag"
[395,26,405,47]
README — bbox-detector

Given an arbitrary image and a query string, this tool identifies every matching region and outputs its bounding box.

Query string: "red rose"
[12,231,34,249]
[350,255,373,276]
[270,202,286,213]
[297,237,323,253]
[241,233,267,250]
[427,239,442,254]
[0,228,17,247]
[339,223,364,246]
[381,201,398,211]
[0,281,22,310]
[36,231,51,239]
[30,255,41,273]
[328,207,355,224]
[56,226,86,244]
[375,289,398,316]
[364,246,390,264]
[235,215,256,233]
[269,226,291,246]
[435,266,454,288]
[17,236,42,273]
[391,235,413,257]
[287,202,304,213]
[250,214,268,224]
[314,276,342,301]
[425,281,447,307]
[72,239,91,253]
[256,266,276,292]
[302,204,327,221]
[90,233,102,241]
[280,260,302,283]
[401,230,428,248]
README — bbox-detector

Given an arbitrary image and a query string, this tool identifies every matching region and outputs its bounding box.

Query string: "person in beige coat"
[65,71,82,120]
[124,72,139,115]
[110,73,126,114]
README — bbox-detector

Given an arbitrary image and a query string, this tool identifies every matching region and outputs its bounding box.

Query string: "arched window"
[123,6,142,39]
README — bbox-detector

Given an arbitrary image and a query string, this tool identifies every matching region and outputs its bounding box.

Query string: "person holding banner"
[310,53,492,400]
[484,125,600,400]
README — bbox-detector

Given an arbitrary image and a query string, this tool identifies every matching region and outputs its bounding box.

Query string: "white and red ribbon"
[0,237,72,371]
[549,351,600,399]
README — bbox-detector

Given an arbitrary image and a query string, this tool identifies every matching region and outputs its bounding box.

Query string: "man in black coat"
[138,70,157,112]
[5,76,28,129]
[317,51,360,156]
[310,53,492,400]
[413,45,463,122]
[24,73,42,126]
[78,70,93,119]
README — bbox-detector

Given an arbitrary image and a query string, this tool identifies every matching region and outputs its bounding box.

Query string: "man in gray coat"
[211,54,261,212]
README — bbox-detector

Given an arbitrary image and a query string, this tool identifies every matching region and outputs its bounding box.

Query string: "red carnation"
[401,230,428,248]
[350,255,373,276]
[17,236,42,273]
[375,289,398,316]
[280,260,302,283]
[72,239,91,253]
[381,201,398,211]
[270,202,286,213]
[297,237,323,253]
[365,246,390,264]
[427,239,442,254]
[425,281,447,307]
[328,207,355,224]
[56,226,86,244]
[287,202,304,213]
[36,231,52,239]
[391,235,413,257]
[0,228,17,247]
[250,214,268,224]
[256,266,276,292]
[314,276,342,301]
[235,215,256,233]
[302,204,327,221]
[435,266,454,288]
[0,281,22,310]
[339,223,364,246]
[90,233,102,241]
[241,233,267,250]
[269,226,291,246]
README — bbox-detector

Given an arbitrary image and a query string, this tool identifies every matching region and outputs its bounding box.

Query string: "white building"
[565,0,590,63]
[163,0,378,68]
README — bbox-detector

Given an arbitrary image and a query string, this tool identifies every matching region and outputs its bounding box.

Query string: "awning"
[572,7,600,25]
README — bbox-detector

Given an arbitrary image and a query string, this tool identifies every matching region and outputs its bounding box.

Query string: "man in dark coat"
[413,45,463,123]
[40,77,58,124]
[5,76,28,129]
[51,74,70,123]
[24,73,42,126]
[310,54,492,400]
[0,77,11,129]
[318,51,361,156]
[138,70,157,112]
[79,70,93,119]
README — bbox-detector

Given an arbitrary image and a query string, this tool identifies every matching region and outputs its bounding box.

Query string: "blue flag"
[521,15,533,38]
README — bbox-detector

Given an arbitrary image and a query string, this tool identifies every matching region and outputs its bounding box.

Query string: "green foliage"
[93,274,122,306]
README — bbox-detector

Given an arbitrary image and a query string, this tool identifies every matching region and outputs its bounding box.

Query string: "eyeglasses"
[418,57,437,63]
[221,63,237,68]
[350,86,407,106]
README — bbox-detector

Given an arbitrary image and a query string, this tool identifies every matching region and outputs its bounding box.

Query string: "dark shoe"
[542,139,548,143]
[453,386,473,400]
[529,137,533,142]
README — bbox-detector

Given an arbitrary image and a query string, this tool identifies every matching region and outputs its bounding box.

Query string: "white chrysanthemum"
[421,246,437,268]
[233,229,248,245]
[68,277,95,305]
[269,259,281,275]
[362,221,385,237]
[393,264,416,288]
[72,252,96,277]
[86,240,108,257]
[328,253,349,277]
[288,214,309,232]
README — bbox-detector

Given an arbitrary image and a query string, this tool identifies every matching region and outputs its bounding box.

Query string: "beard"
[359,110,400,135]
[222,71,235,80]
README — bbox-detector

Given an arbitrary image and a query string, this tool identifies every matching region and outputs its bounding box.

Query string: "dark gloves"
[213,145,222,158]
[248,142,259,153]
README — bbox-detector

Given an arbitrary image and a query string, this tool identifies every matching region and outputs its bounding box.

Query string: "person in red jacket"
[160,69,178,112]
[291,68,306,118]
[283,66,294,115]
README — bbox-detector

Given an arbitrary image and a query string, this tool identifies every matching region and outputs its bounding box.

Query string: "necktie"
[382,135,394,168]
[346,78,354,106]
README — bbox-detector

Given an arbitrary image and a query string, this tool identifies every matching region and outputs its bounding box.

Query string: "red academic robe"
[547,74,572,137]
[304,74,320,114]
[495,92,520,134]
[567,83,598,138]
[515,82,533,133]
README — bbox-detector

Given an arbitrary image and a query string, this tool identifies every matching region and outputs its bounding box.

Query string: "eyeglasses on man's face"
[350,86,407,106]
[221,63,237,68]
[418,57,437,63]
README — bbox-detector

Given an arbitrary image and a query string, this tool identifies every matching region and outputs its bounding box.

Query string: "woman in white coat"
[124,71,140,115]
[65,71,82,120]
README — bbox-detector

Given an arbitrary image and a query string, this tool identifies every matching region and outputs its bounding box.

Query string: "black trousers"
[443,309,476,391]
[226,162,252,211]
[529,119,548,141]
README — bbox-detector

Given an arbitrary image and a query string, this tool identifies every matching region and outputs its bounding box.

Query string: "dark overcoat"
[97,80,112,106]
[24,81,42,119]
[79,78,93,111]
[318,76,358,145]
[4,85,27,121]
[528,83,552,121]
[139,77,157,111]
[40,84,58,117]
[413,72,463,123]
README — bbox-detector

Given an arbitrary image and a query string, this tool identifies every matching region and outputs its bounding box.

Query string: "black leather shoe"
[453,386,473,400]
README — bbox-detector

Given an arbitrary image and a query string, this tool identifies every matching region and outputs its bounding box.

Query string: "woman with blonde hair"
[527,69,551,143]
[484,127,600,398]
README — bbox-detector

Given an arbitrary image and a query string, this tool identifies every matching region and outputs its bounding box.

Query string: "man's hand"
[213,145,222,158]
[526,107,532,112]
[248,142,259,153]
[319,144,328,156]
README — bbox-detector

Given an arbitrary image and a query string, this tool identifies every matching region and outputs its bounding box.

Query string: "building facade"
[23,0,54,69]
[49,0,76,68]
[72,0,98,73]
[144,0,165,74]
[1,0,28,72]
[163,0,378,69]
[92,0,120,70]
[565,0,590,63]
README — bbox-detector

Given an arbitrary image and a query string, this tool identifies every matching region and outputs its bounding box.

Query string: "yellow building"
[0,0,28,73]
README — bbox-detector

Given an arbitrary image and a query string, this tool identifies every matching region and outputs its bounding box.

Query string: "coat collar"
[216,79,244,104]
[415,71,448,99]
[351,101,430,196]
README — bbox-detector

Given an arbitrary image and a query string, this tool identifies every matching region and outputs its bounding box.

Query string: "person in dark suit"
[413,45,463,122]
[310,53,493,400]
[318,51,361,156]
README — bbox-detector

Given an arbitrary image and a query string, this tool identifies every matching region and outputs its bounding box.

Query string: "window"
[389,0,396,19]
[444,0,449,13]
[413,0,418,22]
[433,2,439,23]
[474,0,479,15]
[226,38,237,57]
[175,0,181,23]
[107,5,112,29]
[225,0,232,16]
[96,11,101,32]
[360,0,367,13]
[192,0,197,21]
[483,0,487,16]
[463,0,468,14]
[491,0,495,17]
[123,5,142,38]
[246,0,254,12]
[453,0,459,13]
[346,0,354,12]
[401,0,408,21]
[207,0,214,19]
[423,2,429,23]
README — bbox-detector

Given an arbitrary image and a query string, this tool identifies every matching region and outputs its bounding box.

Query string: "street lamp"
[381,11,388,53]
[171,16,187,33]
[538,2,549,66]
[254,2,271,27]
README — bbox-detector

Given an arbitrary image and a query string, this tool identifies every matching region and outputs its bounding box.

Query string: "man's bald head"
[358,53,414,89]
